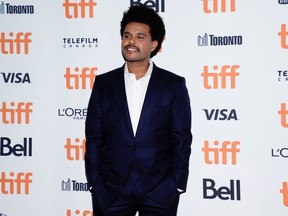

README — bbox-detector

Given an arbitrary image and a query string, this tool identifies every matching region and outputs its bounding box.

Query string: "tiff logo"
[66,209,93,216]
[130,0,165,12]
[202,0,236,13]
[201,65,240,89]
[63,0,97,19]
[202,140,240,165]
[0,32,32,54]
[278,103,288,128]
[278,24,288,49]
[280,182,288,207]
[0,172,32,195]
[65,138,85,161]
[64,67,97,90]
[0,102,32,124]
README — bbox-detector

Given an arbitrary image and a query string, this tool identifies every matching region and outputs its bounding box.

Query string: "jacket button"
[132,145,136,151]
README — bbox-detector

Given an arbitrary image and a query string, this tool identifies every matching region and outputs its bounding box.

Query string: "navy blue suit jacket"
[85,63,192,212]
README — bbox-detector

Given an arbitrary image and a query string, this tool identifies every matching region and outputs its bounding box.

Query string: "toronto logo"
[0,1,34,14]
[198,33,243,46]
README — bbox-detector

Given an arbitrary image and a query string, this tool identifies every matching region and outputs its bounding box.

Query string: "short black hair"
[120,4,166,58]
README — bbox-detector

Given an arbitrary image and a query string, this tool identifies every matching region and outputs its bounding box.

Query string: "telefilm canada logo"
[277,70,288,82]
[198,33,243,47]
[61,178,89,192]
[0,1,34,14]
[63,37,98,48]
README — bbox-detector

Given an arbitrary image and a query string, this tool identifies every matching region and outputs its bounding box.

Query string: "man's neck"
[127,61,150,80]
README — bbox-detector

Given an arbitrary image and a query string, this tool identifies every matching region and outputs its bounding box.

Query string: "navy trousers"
[101,171,180,216]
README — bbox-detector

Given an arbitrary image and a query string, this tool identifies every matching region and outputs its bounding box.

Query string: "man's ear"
[151,40,158,52]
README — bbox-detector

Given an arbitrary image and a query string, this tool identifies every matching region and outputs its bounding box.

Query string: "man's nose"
[129,36,136,45]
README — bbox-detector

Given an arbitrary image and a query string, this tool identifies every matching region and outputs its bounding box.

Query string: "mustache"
[124,45,140,51]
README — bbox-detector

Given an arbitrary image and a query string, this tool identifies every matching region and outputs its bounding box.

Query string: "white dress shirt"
[124,61,153,135]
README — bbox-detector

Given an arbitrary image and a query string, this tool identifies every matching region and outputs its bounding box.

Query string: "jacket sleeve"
[171,77,193,192]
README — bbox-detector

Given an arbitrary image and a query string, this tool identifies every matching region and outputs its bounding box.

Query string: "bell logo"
[65,138,86,161]
[131,0,165,12]
[0,102,33,124]
[278,24,288,49]
[279,0,288,4]
[64,67,97,90]
[278,103,288,128]
[202,140,240,165]
[280,182,288,207]
[0,137,32,157]
[0,32,32,54]
[0,172,32,195]
[202,0,236,13]
[201,65,240,89]
[63,0,97,19]
[203,178,241,200]
[66,209,93,216]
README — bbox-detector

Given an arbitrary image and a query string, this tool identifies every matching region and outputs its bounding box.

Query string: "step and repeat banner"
[1,0,288,215]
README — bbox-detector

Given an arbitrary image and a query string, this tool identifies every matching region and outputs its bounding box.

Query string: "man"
[85,4,192,216]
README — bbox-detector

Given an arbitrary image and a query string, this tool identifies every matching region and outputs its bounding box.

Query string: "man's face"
[121,22,158,63]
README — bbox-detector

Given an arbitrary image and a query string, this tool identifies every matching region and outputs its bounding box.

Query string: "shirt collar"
[124,60,153,78]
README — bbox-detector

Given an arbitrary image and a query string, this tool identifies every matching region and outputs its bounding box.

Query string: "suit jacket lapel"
[111,66,134,137]
[135,64,160,137]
